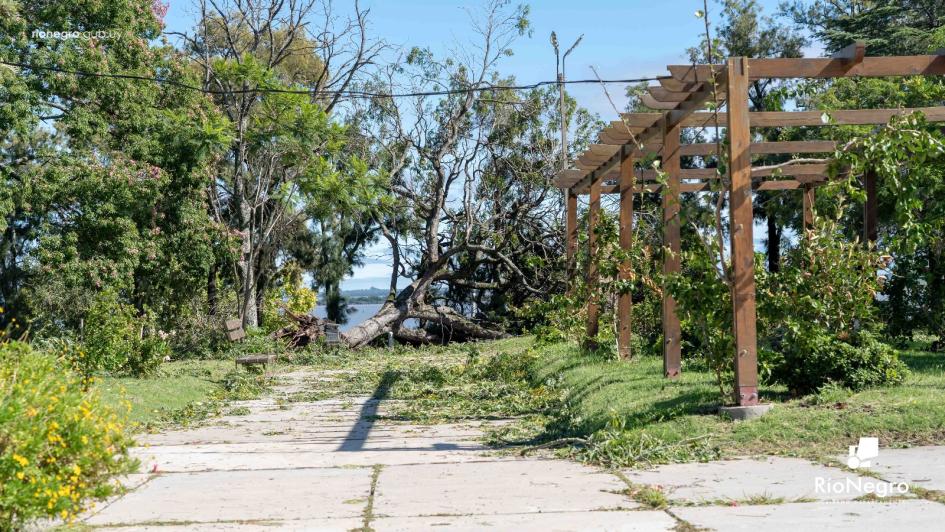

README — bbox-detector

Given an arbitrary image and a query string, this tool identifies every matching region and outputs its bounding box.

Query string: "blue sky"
[162,0,803,291]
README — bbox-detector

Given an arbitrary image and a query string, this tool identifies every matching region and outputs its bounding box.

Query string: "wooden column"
[617,149,635,359]
[802,184,815,236]
[586,177,602,343]
[565,189,578,279]
[864,169,878,244]
[726,57,760,407]
[661,118,682,378]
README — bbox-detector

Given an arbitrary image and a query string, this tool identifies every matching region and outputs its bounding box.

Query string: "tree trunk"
[767,215,781,273]
[238,197,258,328]
[326,280,345,323]
[207,262,218,316]
[343,301,407,347]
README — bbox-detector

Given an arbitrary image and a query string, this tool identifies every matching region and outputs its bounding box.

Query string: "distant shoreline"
[319,287,390,305]
[345,295,387,304]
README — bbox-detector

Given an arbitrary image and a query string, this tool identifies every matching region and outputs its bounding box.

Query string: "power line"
[0,60,662,99]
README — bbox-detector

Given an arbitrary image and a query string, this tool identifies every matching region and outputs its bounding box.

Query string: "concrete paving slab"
[372,510,676,531]
[672,499,945,532]
[101,518,362,531]
[139,422,485,448]
[85,467,373,525]
[133,443,498,471]
[852,445,945,491]
[374,459,635,517]
[623,457,898,502]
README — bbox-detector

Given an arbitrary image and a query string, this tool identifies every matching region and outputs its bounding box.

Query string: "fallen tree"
[343,1,593,347]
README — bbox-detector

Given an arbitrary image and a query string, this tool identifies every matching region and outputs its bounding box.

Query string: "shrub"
[666,243,737,399]
[228,330,290,360]
[0,341,136,527]
[761,216,906,395]
[771,328,907,395]
[525,209,664,357]
[79,289,168,376]
[164,297,232,360]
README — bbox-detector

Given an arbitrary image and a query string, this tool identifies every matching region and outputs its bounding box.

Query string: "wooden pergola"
[555,44,945,407]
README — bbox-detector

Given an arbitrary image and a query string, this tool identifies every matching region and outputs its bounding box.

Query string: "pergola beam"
[648,86,726,103]
[556,163,832,190]
[624,107,945,129]
[667,53,945,81]
[661,117,682,378]
[600,177,827,194]
[569,70,728,194]
[727,57,760,407]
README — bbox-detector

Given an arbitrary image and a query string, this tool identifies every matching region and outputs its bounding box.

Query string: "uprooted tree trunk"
[272,309,331,349]
[342,277,509,348]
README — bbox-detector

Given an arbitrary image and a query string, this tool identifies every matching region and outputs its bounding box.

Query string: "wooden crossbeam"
[600,178,828,194]
[598,130,629,145]
[589,144,620,157]
[667,54,945,81]
[589,138,837,157]
[657,77,700,92]
[620,107,945,130]
[648,86,726,103]
[640,93,680,110]
[569,71,728,194]
[556,163,832,189]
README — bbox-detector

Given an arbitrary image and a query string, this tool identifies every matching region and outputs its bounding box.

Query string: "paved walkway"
[83,370,945,531]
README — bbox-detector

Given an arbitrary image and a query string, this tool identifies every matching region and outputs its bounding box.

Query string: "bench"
[235,353,277,368]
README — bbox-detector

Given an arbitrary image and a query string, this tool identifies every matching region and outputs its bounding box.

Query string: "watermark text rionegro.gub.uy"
[31,30,122,40]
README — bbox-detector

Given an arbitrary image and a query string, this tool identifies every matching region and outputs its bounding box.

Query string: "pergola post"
[617,148,635,359]
[726,57,760,407]
[661,118,682,378]
[586,176,602,344]
[864,168,878,244]
[565,189,578,279]
[802,184,815,236]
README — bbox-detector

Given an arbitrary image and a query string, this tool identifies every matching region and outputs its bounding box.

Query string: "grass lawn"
[96,359,262,431]
[531,340,945,465]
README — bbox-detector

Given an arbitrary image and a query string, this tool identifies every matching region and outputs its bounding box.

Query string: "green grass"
[96,360,269,431]
[533,341,945,466]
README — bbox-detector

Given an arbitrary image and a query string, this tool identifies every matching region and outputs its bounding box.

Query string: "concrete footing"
[719,403,772,420]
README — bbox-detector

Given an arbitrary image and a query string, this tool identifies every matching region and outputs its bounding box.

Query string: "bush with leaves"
[670,208,906,399]
[0,341,137,527]
[768,328,906,395]
[666,241,737,399]
[760,215,906,394]
[526,209,664,358]
[78,289,169,377]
